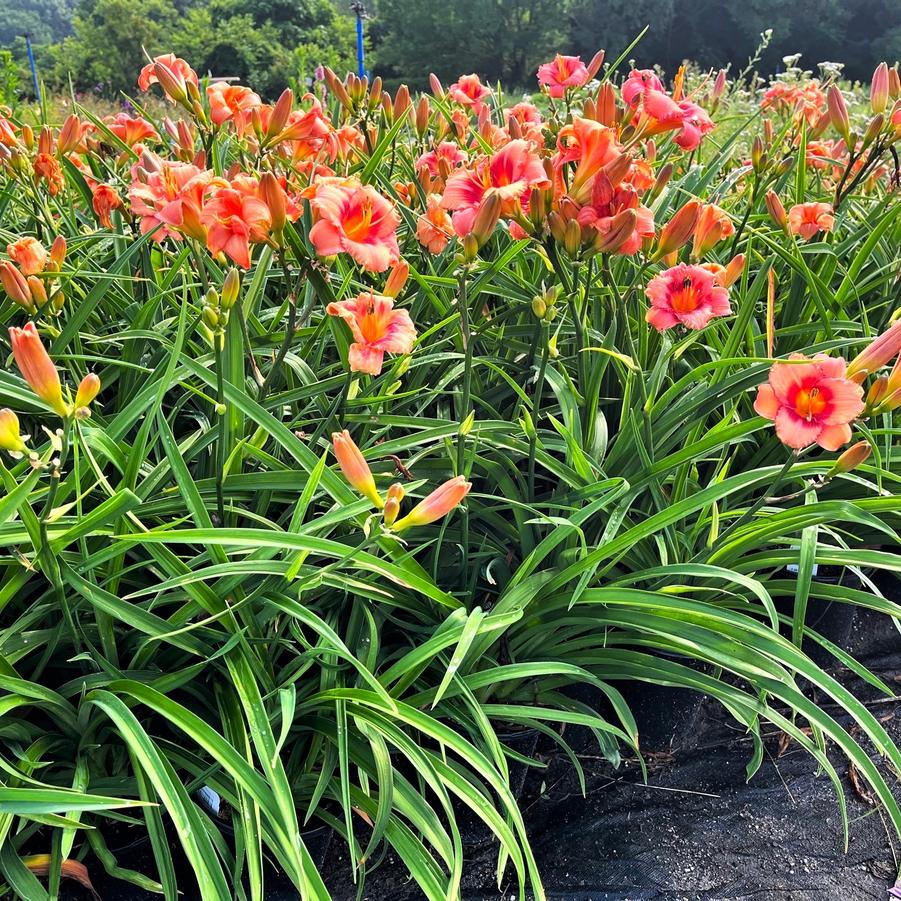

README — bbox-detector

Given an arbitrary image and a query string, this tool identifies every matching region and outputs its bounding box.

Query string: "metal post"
[24,34,41,104]
[351,2,366,78]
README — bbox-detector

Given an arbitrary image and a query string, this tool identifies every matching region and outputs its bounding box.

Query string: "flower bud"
[586,49,606,80]
[889,66,901,100]
[392,476,471,531]
[57,115,82,155]
[0,261,34,310]
[828,441,871,476]
[654,199,700,259]
[26,275,48,308]
[153,61,188,104]
[415,96,431,137]
[548,211,567,244]
[394,84,411,120]
[429,73,444,98]
[470,191,502,247]
[765,190,789,233]
[861,114,884,150]
[712,69,727,101]
[384,260,410,298]
[531,295,547,318]
[332,430,384,508]
[751,135,765,172]
[563,218,582,256]
[0,408,28,456]
[594,208,637,254]
[8,323,69,416]
[847,321,901,379]
[865,375,889,409]
[462,233,480,262]
[267,89,294,140]
[720,254,745,288]
[596,82,617,127]
[871,63,890,115]
[221,267,241,310]
[75,372,101,409]
[259,172,286,236]
[827,85,851,142]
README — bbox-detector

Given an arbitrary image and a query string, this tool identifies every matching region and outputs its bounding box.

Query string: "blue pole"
[24,34,41,104]
[355,14,365,77]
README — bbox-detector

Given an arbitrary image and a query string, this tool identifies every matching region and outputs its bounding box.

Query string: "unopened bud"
[415,96,430,136]
[720,254,745,288]
[259,172,286,236]
[765,190,789,233]
[75,372,101,408]
[49,235,67,271]
[871,63,890,115]
[654,200,700,259]
[26,275,48,308]
[586,49,605,80]
[828,441,871,476]
[221,268,241,310]
[470,191,502,246]
[594,208,637,254]
[267,89,294,140]
[827,85,851,142]
[563,218,582,256]
[384,260,410,297]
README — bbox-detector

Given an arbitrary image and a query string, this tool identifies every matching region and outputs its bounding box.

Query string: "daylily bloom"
[555,117,622,202]
[416,142,468,178]
[332,430,384,508]
[138,54,198,95]
[8,323,69,416]
[645,262,732,331]
[622,69,665,107]
[7,237,47,276]
[392,475,472,531]
[448,74,492,117]
[33,153,64,195]
[537,55,590,98]
[201,182,272,269]
[673,100,715,150]
[326,292,417,375]
[92,184,123,228]
[129,155,222,242]
[416,193,455,254]
[788,202,834,239]
[106,113,160,147]
[692,203,734,258]
[207,83,262,135]
[754,354,864,450]
[309,181,400,272]
[441,139,549,236]
[0,408,28,456]
[577,174,655,255]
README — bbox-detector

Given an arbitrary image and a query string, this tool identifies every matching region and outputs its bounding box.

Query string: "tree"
[0,0,74,47]
[50,0,178,95]
[372,0,569,90]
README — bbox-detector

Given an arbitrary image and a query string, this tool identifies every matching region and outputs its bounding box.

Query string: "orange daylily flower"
[327,292,417,376]
[754,354,864,450]
[309,180,400,272]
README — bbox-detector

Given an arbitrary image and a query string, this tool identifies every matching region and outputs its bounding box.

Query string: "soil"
[61,589,901,901]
